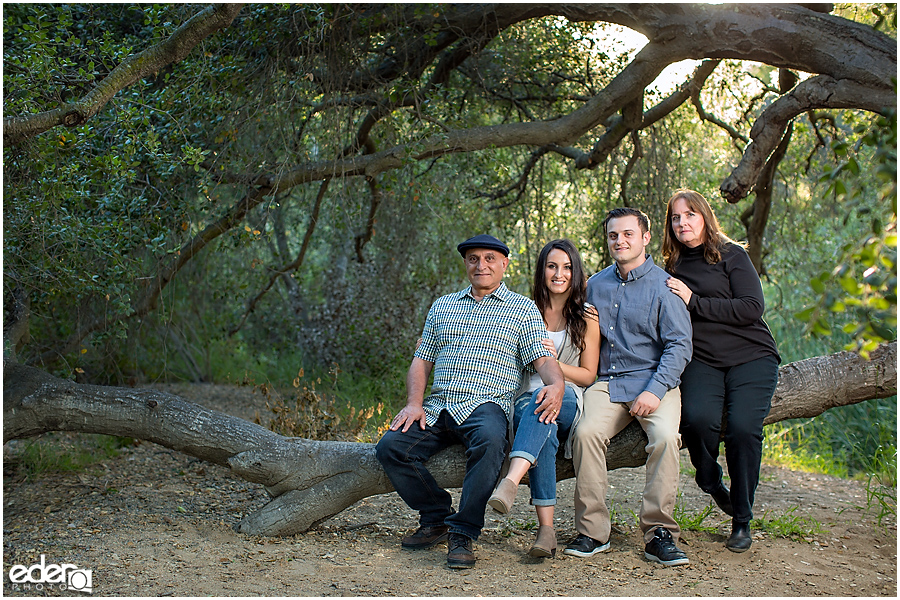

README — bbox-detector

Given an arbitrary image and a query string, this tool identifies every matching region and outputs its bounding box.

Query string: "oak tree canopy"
[3,4,896,536]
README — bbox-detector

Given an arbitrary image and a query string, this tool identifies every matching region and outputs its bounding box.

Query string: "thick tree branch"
[741,68,798,274]
[764,342,897,424]
[581,59,720,168]
[565,4,895,87]
[279,5,896,183]
[744,122,794,275]
[267,38,685,184]
[721,76,896,202]
[643,60,720,127]
[3,4,243,146]
[5,342,895,536]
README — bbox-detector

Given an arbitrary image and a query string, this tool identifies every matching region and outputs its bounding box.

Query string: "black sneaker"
[446,533,476,568]
[562,533,611,557]
[644,527,689,566]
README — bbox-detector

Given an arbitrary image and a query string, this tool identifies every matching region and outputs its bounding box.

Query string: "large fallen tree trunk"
[4,341,896,536]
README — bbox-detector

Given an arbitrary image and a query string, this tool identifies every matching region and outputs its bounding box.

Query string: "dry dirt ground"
[3,383,897,597]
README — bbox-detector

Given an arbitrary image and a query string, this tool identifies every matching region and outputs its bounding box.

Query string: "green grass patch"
[751,506,824,541]
[674,500,720,533]
[863,474,897,526]
[858,441,898,526]
[763,420,846,476]
[496,517,538,537]
[763,397,896,479]
[606,497,638,531]
[6,433,135,481]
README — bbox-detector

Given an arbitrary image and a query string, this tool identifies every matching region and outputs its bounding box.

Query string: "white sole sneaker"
[562,540,611,557]
[644,551,689,566]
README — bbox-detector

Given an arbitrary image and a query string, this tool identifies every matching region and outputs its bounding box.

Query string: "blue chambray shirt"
[414,282,552,426]
[586,255,692,403]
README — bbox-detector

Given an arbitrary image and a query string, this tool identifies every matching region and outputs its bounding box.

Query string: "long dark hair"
[532,239,589,351]
[662,189,742,272]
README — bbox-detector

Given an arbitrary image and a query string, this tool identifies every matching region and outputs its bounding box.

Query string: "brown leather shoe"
[401,525,449,549]
[447,533,476,568]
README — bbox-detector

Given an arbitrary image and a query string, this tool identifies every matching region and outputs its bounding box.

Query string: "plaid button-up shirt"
[415,282,551,426]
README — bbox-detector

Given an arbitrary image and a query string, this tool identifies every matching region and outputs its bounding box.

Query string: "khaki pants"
[572,381,682,544]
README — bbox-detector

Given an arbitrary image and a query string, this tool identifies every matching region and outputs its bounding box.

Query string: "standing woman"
[487,239,600,558]
[662,189,780,553]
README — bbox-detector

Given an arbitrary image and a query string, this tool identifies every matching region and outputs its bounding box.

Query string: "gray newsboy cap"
[456,234,510,258]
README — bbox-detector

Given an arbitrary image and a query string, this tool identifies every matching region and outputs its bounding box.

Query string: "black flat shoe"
[726,522,752,553]
[709,482,734,516]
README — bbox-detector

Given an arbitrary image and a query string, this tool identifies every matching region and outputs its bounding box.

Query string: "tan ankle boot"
[487,478,518,514]
[528,525,557,558]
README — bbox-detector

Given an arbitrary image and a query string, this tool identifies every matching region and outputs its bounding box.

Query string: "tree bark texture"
[4,342,896,537]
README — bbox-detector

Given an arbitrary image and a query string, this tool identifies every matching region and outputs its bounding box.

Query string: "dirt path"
[3,383,896,596]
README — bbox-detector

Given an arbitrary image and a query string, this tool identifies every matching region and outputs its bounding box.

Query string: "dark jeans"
[374,402,508,540]
[679,354,779,524]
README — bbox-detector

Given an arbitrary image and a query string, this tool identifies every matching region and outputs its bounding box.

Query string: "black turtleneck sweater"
[666,242,780,368]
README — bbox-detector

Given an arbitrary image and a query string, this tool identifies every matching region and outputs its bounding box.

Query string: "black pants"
[679,355,779,525]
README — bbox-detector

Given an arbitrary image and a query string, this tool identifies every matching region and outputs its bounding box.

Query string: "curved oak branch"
[3,4,244,146]
[721,76,896,202]
[5,342,895,536]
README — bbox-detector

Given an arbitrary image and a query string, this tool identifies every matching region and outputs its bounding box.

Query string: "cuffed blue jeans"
[374,402,508,540]
[679,355,779,525]
[510,386,578,506]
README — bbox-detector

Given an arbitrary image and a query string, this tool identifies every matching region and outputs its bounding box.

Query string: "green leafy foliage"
[2,5,895,483]
[4,4,227,376]
[765,398,897,478]
[796,110,897,356]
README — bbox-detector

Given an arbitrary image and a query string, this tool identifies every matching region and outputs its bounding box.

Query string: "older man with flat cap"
[376,234,565,569]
